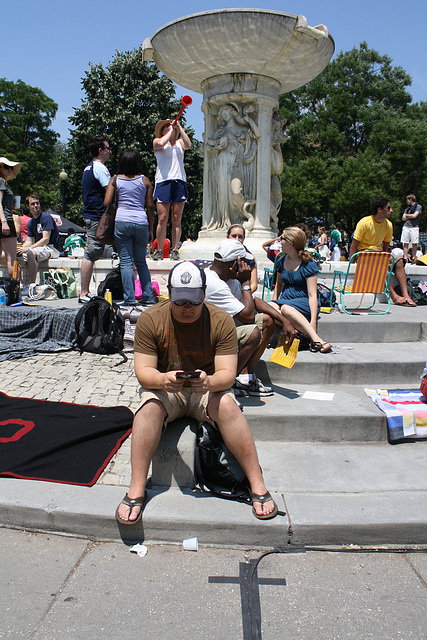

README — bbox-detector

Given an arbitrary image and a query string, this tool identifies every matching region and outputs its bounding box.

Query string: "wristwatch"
[242,285,252,291]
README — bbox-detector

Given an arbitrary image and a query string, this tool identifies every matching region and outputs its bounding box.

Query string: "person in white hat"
[116,260,278,524]
[204,238,294,397]
[0,157,21,277]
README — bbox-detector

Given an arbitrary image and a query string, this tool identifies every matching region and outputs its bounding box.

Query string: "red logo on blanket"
[0,419,35,443]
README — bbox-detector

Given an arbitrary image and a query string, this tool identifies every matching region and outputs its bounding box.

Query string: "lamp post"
[59,169,68,217]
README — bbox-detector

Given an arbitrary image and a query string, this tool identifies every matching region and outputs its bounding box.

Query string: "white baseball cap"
[214,238,251,263]
[168,261,206,304]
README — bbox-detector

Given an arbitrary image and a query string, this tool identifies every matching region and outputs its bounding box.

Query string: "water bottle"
[0,287,7,307]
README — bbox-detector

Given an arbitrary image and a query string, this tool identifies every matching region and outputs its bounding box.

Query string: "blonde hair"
[282,226,313,263]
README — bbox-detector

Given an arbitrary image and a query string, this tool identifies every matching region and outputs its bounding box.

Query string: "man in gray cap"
[204,238,294,397]
[116,260,278,524]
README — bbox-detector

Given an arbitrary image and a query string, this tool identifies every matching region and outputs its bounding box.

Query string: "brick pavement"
[0,351,139,486]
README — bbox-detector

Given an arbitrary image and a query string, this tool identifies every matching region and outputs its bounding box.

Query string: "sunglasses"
[173,299,201,307]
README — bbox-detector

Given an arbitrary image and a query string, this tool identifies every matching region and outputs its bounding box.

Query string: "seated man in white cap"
[116,261,278,524]
[204,238,294,397]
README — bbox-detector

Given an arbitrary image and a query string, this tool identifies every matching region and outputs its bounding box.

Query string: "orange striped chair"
[331,251,395,314]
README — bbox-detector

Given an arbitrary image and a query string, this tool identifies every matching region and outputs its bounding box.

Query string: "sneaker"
[169,249,180,261]
[233,378,274,397]
[152,250,163,261]
[78,293,95,304]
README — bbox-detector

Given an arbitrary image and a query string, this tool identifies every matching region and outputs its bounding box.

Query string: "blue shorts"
[154,179,188,204]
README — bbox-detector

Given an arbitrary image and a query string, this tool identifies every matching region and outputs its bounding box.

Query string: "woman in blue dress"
[269,226,332,353]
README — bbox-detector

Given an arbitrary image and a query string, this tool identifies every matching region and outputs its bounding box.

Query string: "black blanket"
[0,392,133,486]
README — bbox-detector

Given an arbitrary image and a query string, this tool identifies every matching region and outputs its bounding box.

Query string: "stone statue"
[207,102,259,230]
[270,110,287,232]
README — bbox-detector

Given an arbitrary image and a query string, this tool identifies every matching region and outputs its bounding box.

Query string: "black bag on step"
[74,296,125,355]
[0,277,20,305]
[195,422,252,503]
[97,269,123,300]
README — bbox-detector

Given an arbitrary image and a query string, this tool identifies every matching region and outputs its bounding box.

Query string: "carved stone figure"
[207,102,259,230]
[270,111,287,231]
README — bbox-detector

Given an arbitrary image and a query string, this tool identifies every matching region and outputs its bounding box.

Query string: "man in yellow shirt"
[349,197,416,306]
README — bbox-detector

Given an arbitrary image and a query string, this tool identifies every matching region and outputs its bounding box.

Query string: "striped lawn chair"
[331,251,395,314]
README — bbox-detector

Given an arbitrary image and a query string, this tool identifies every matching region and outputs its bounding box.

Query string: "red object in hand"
[172,95,192,125]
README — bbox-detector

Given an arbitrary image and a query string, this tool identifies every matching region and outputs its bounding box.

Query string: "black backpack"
[195,422,252,503]
[317,282,336,307]
[0,277,20,306]
[74,296,125,356]
[97,269,124,300]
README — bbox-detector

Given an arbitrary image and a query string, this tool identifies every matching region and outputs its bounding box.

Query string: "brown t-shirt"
[134,300,237,374]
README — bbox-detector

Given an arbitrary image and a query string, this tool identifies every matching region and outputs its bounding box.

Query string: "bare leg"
[208,393,276,517]
[270,302,331,350]
[155,202,170,254]
[390,259,416,306]
[237,326,261,375]
[1,237,17,277]
[117,400,166,522]
[244,314,274,374]
[170,202,185,252]
[403,242,411,261]
[80,258,94,296]
[25,250,38,283]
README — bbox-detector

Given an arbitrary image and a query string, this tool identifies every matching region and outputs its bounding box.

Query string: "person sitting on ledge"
[268,227,332,354]
[204,238,294,397]
[115,261,278,524]
[349,196,416,307]
[16,195,61,288]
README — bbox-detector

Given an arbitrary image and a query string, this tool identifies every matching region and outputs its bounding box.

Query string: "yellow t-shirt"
[353,216,393,251]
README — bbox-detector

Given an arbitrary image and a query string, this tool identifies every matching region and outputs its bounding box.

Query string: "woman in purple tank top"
[104,149,156,305]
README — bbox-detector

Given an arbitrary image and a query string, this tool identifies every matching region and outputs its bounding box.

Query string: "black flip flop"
[251,491,279,520]
[115,492,147,525]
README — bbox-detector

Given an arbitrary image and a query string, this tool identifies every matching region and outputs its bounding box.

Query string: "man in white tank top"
[152,119,191,261]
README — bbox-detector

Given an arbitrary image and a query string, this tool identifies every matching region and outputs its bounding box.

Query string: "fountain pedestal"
[143,9,334,259]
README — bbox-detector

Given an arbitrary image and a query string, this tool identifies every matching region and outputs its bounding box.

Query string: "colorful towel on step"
[364,388,427,442]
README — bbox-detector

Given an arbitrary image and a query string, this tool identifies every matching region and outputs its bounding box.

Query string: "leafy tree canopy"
[278,42,427,234]
[66,47,203,235]
[0,78,60,203]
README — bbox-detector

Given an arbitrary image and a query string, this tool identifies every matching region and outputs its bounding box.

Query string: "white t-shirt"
[155,142,186,183]
[92,160,111,187]
[204,268,244,317]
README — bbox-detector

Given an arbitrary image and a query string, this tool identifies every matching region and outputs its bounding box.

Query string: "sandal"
[115,492,147,525]
[251,491,279,520]
[310,341,332,354]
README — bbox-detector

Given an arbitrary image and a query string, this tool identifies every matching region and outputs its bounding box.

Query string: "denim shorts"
[153,179,188,204]
[83,219,104,262]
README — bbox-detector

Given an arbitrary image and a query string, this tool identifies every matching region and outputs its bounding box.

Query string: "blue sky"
[3,0,426,141]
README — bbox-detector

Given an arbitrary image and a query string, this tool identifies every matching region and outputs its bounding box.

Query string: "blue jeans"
[114,222,155,304]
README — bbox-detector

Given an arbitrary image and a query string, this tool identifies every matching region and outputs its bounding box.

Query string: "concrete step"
[2,440,426,546]
[240,384,388,443]
[259,342,425,386]
[317,309,427,344]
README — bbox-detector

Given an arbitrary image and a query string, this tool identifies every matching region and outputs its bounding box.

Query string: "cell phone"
[231,260,239,272]
[176,371,201,379]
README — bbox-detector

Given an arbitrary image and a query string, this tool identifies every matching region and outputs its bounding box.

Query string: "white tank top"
[155,142,186,183]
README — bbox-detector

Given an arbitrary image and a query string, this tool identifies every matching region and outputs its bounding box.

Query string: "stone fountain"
[143,9,334,259]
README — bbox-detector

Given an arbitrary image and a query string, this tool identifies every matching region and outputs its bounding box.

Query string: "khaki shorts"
[138,387,239,429]
[18,244,60,263]
[234,312,263,346]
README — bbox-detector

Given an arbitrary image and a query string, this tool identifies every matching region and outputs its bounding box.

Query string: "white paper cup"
[183,537,198,551]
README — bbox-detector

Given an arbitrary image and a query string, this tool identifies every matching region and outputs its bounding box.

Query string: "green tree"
[0,78,60,205]
[278,43,427,234]
[66,47,203,236]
